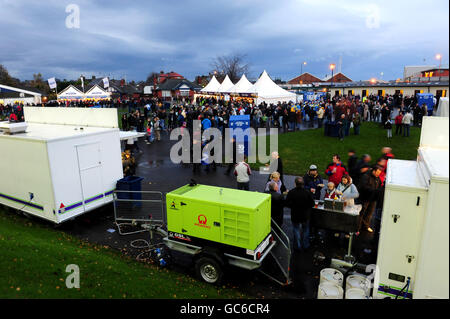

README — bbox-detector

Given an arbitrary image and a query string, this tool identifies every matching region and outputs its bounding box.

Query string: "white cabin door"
[76,143,105,211]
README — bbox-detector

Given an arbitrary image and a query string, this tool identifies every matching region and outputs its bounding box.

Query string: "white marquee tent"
[57,84,111,101]
[200,75,221,93]
[229,74,253,94]
[0,84,42,105]
[84,85,111,100]
[248,70,296,105]
[57,85,85,100]
[436,97,449,117]
[217,75,234,93]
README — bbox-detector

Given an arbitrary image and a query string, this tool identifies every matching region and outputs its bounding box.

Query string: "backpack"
[353,113,361,126]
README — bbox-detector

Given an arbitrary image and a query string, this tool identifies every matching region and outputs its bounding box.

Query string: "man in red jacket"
[9,112,18,122]
[325,154,348,186]
[394,113,403,135]
[381,147,394,174]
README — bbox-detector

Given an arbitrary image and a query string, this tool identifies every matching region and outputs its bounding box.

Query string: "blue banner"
[229,115,251,156]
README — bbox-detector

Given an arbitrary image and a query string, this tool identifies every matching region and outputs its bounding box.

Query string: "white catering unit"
[0,107,124,223]
[374,116,449,299]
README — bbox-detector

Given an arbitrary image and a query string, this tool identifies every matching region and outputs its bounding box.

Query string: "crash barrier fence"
[113,190,165,235]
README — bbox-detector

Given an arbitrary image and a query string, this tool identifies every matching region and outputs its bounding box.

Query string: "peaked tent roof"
[87,78,139,95]
[200,75,221,93]
[85,84,109,95]
[217,75,235,93]
[229,74,253,94]
[58,84,84,96]
[248,70,296,99]
[84,84,111,99]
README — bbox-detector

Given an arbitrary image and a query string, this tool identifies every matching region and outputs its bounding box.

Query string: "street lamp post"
[329,63,336,95]
[301,61,307,75]
[436,54,442,81]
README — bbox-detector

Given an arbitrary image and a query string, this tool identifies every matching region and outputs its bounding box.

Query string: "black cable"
[395,277,410,299]
[18,197,35,212]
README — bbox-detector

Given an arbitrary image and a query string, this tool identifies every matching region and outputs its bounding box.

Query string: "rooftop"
[168,184,270,209]
[156,78,202,91]
[0,122,117,142]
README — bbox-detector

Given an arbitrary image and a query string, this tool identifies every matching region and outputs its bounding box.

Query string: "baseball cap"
[309,165,318,170]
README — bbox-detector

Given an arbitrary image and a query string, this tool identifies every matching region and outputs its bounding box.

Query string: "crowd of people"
[0,104,24,122]
[2,91,434,139]
[115,91,432,152]
[233,147,394,252]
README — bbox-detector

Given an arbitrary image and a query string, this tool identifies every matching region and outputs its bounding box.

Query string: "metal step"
[257,219,292,286]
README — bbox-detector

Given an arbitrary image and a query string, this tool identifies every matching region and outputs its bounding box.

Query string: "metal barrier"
[258,219,292,285]
[113,190,165,235]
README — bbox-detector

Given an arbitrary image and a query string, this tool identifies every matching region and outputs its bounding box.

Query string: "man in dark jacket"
[353,154,371,188]
[358,165,383,233]
[337,114,347,141]
[265,182,285,228]
[381,104,390,126]
[286,177,315,251]
[347,149,358,180]
[303,164,324,200]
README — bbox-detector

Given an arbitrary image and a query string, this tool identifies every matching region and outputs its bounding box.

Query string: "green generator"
[166,184,271,252]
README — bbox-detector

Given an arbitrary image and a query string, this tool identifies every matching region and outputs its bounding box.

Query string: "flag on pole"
[81,76,85,92]
[48,77,57,89]
[103,77,109,88]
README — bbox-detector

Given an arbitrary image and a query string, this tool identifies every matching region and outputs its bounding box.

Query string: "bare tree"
[0,64,19,86]
[146,72,160,85]
[30,73,47,92]
[211,53,249,83]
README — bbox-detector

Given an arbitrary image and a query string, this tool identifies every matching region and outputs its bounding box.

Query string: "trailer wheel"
[195,257,223,284]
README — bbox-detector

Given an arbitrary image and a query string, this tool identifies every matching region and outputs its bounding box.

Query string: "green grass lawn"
[251,122,421,176]
[0,210,247,299]
[117,107,127,130]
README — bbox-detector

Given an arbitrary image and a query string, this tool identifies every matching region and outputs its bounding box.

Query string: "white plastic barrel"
[320,268,344,287]
[346,274,371,296]
[317,282,344,299]
[345,287,368,299]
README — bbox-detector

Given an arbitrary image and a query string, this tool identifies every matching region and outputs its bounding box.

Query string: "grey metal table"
[310,204,362,262]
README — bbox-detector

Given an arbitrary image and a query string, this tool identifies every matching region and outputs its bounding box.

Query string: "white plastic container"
[345,287,369,299]
[346,274,371,296]
[317,282,344,299]
[320,268,344,287]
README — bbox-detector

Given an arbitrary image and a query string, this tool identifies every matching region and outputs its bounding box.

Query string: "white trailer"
[374,116,449,299]
[0,107,125,223]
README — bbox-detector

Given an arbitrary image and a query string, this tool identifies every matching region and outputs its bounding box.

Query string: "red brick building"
[157,71,183,85]
[324,72,352,83]
[287,72,322,85]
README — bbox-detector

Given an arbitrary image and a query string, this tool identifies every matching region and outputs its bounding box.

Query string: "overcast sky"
[1,0,448,82]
